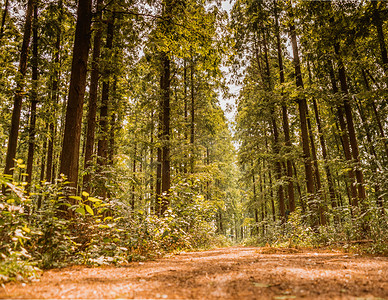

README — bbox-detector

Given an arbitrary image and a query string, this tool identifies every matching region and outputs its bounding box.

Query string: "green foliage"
[0,170,40,282]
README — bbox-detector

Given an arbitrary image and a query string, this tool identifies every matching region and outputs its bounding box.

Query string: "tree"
[59,0,92,190]
[3,0,34,182]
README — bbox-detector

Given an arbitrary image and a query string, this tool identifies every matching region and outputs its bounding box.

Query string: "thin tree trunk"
[252,169,259,235]
[160,50,171,214]
[183,59,188,173]
[360,68,388,159]
[334,43,366,204]
[0,0,9,40]
[328,61,358,204]
[59,0,92,191]
[38,129,47,209]
[289,11,317,226]
[292,161,306,213]
[131,144,136,210]
[83,0,103,192]
[97,13,115,168]
[46,1,62,183]
[3,0,34,182]
[372,1,388,74]
[274,0,295,212]
[26,3,38,191]
[149,111,154,213]
[190,54,195,174]
[261,23,285,222]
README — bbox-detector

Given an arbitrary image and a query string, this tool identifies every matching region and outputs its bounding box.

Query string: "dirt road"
[1,247,387,299]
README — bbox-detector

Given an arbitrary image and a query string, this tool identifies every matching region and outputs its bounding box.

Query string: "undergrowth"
[243,207,388,256]
[0,168,229,283]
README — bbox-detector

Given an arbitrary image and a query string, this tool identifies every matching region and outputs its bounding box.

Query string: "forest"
[0,0,387,285]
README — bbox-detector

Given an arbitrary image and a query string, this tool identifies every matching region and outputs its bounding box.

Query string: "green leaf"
[85,204,94,216]
[82,191,90,197]
[75,207,85,216]
[88,197,101,202]
[69,196,83,201]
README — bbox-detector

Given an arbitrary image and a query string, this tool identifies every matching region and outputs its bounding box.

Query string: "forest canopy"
[0,0,387,282]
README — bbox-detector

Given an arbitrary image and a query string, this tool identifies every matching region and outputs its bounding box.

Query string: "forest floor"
[1,246,387,299]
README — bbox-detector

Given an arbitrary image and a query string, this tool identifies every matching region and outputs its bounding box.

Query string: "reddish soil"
[1,246,387,299]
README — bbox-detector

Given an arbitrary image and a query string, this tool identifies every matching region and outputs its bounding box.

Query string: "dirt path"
[1,247,387,299]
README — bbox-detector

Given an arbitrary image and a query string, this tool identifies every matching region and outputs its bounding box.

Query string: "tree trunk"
[261,23,285,222]
[46,0,62,183]
[97,14,115,168]
[190,54,195,174]
[3,0,34,181]
[0,0,9,40]
[289,12,317,226]
[274,1,295,213]
[183,59,188,173]
[372,1,388,74]
[334,43,366,204]
[160,51,171,214]
[327,61,358,204]
[312,97,337,208]
[131,144,136,210]
[26,3,38,191]
[59,0,92,190]
[83,0,103,192]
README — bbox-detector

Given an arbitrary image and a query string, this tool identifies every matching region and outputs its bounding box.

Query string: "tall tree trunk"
[26,3,38,191]
[306,63,327,225]
[289,11,317,226]
[190,54,195,174]
[83,0,103,192]
[261,23,285,222]
[252,168,259,235]
[328,61,358,204]
[183,59,188,173]
[97,14,114,168]
[59,0,92,191]
[0,0,9,40]
[334,43,366,204]
[274,1,295,213]
[46,0,62,183]
[3,0,34,181]
[131,144,136,210]
[156,115,162,214]
[312,97,337,209]
[360,68,388,159]
[149,111,154,213]
[372,1,388,74]
[160,51,171,214]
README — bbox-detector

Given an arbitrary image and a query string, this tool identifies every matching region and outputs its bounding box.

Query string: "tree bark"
[83,0,103,192]
[274,1,295,213]
[0,0,9,40]
[26,3,38,191]
[289,12,317,226]
[59,0,92,190]
[334,43,366,204]
[372,1,388,74]
[97,13,114,168]
[327,61,358,204]
[190,54,195,174]
[3,0,34,180]
[160,51,171,214]
[46,0,62,183]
